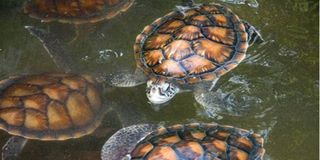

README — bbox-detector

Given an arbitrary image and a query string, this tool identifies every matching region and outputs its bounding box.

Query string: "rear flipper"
[243,21,264,46]
[107,69,147,87]
[2,136,28,160]
[101,124,158,160]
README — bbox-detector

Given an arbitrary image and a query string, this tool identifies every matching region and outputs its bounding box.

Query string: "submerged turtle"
[23,0,135,24]
[109,2,263,115]
[101,123,265,160]
[0,26,141,159]
[0,73,105,159]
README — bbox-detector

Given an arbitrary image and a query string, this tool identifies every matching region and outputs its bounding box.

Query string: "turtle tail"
[25,26,73,72]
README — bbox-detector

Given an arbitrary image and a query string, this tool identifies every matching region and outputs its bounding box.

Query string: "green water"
[0,0,318,159]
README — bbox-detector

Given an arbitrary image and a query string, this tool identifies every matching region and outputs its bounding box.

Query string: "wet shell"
[23,0,135,24]
[0,73,104,140]
[134,3,248,84]
[130,123,265,160]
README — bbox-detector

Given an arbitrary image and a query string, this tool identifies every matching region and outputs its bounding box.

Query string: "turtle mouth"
[146,81,179,104]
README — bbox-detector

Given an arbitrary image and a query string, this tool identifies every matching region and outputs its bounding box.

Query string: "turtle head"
[146,80,179,104]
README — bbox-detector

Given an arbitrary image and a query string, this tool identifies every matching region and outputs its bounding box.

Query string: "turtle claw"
[2,136,28,160]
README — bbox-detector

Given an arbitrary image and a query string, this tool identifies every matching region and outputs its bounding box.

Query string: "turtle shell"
[134,3,249,84]
[0,73,104,140]
[23,0,134,24]
[130,123,265,160]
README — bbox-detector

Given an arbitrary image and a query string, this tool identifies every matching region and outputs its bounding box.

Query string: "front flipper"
[2,136,28,160]
[194,89,250,118]
[25,26,73,72]
[101,124,158,160]
[108,69,147,87]
[243,21,264,46]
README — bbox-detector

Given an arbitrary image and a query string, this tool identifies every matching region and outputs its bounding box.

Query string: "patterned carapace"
[130,123,265,160]
[0,73,104,140]
[134,3,249,84]
[23,0,135,24]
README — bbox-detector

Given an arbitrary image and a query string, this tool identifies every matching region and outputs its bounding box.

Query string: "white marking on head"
[146,80,179,104]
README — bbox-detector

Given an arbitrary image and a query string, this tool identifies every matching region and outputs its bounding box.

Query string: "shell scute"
[66,92,94,127]
[229,147,249,160]
[153,60,186,78]
[145,34,172,50]
[61,76,87,91]
[186,15,212,26]
[43,83,70,102]
[25,110,48,131]
[175,141,204,159]
[131,142,154,158]
[176,25,204,41]
[23,94,49,113]
[47,101,72,130]
[202,27,235,45]
[158,20,185,34]
[3,84,40,97]
[164,40,193,60]
[0,108,24,127]
[0,97,22,109]
[194,39,233,64]
[144,49,165,66]
[181,55,216,75]
[212,14,231,27]
[147,146,179,160]
[203,139,227,158]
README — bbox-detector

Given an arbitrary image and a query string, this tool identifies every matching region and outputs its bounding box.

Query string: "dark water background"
[0,0,318,159]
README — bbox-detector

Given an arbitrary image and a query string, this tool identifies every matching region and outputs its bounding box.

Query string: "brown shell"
[23,0,134,24]
[0,73,105,141]
[130,123,265,160]
[134,3,248,84]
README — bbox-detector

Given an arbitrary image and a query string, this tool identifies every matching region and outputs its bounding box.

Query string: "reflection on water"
[0,0,318,159]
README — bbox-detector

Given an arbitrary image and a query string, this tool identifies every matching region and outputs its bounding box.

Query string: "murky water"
[0,0,318,159]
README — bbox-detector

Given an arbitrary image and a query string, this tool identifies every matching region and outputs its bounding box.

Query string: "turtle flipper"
[108,69,147,87]
[243,21,264,46]
[2,136,28,160]
[194,89,250,118]
[101,124,158,160]
[25,26,73,72]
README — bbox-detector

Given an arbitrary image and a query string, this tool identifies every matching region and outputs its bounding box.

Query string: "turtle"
[23,0,135,42]
[101,122,265,160]
[108,1,263,116]
[0,26,141,160]
[0,72,105,160]
[23,0,135,24]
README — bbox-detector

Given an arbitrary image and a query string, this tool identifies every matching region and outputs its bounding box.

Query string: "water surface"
[0,0,318,159]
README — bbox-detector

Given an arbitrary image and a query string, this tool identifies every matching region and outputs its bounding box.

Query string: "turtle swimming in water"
[0,26,141,160]
[101,123,265,160]
[0,72,105,159]
[23,0,135,42]
[108,1,263,116]
[23,0,135,24]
